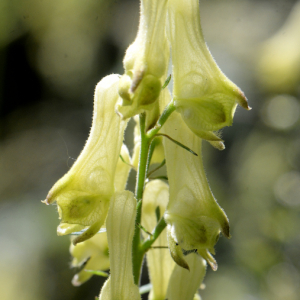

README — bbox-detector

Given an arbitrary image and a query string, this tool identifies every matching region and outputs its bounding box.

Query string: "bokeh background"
[1,0,300,299]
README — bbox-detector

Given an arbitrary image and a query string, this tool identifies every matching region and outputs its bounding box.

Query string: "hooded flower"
[117,0,169,119]
[166,254,206,300]
[70,233,109,286]
[162,110,230,271]
[167,0,250,147]
[42,74,128,244]
[142,180,175,300]
[99,191,140,300]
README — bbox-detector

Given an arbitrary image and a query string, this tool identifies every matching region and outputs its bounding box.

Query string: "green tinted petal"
[168,0,250,142]
[162,108,230,269]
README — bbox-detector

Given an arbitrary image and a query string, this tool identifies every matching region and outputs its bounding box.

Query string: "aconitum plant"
[43,0,250,299]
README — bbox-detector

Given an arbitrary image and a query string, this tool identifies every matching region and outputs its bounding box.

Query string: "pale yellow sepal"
[99,191,140,300]
[165,254,206,300]
[42,74,128,244]
[117,0,169,119]
[142,180,175,300]
[162,111,230,270]
[167,225,189,271]
[70,233,109,286]
[167,0,250,145]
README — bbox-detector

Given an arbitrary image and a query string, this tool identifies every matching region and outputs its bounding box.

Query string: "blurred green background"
[0,0,300,299]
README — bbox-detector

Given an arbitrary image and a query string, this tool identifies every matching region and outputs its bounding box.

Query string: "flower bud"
[117,0,169,119]
[167,0,250,146]
[42,74,128,244]
[99,191,140,300]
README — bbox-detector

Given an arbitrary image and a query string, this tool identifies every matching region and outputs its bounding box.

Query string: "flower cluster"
[43,0,249,299]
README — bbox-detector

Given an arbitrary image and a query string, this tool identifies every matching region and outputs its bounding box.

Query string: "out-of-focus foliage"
[0,0,300,300]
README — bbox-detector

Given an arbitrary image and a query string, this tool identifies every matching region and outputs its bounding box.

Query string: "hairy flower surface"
[117,0,169,119]
[99,191,140,300]
[168,0,250,146]
[70,233,109,286]
[166,254,206,300]
[42,74,128,244]
[142,180,175,300]
[162,111,230,271]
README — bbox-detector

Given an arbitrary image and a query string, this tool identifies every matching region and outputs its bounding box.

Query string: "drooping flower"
[162,110,230,271]
[167,0,250,148]
[117,0,169,119]
[70,233,109,286]
[166,254,206,300]
[142,180,175,300]
[99,191,140,300]
[42,74,128,244]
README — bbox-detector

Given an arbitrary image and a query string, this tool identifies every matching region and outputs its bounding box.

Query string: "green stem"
[141,217,167,252]
[132,102,176,285]
[147,101,176,139]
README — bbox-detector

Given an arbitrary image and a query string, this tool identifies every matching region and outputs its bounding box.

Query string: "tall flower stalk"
[43,0,250,299]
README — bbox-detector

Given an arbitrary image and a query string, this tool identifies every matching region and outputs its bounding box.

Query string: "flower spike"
[117,0,169,119]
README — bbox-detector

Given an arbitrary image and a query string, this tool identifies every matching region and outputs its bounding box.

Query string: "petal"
[166,254,207,300]
[142,180,175,300]
[99,191,140,300]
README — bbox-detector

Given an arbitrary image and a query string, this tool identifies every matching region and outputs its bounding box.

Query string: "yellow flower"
[142,180,175,300]
[70,233,109,286]
[257,1,300,93]
[117,0,169,119]
[167,0,250,147]
[99,191,140,300]
[166,254,206,300]
[162,111,230,271]
[42,74,128,244]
